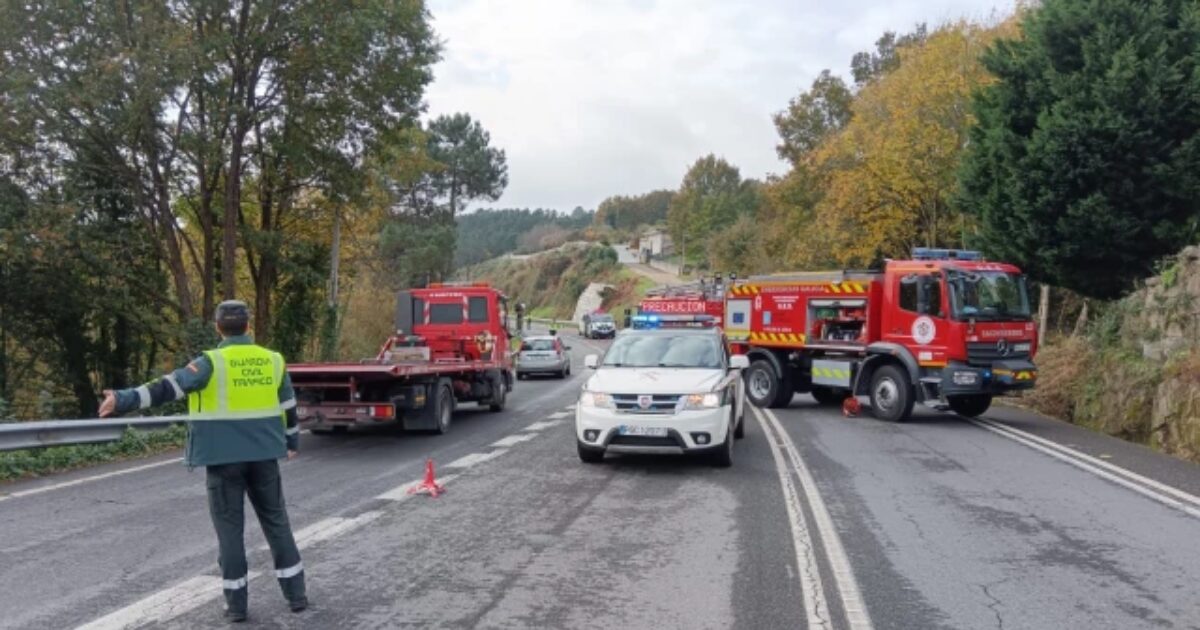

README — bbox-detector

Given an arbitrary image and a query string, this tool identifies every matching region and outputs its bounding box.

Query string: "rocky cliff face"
[1026,246,1200,463]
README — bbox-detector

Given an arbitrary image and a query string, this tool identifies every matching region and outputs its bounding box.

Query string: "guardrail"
[0,416,185,452]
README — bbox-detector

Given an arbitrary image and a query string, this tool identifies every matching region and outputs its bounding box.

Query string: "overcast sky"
[425,0,1015,213]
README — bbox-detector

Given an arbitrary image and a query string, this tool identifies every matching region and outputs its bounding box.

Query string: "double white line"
[969,417,1200,520]
[752,406,874,630]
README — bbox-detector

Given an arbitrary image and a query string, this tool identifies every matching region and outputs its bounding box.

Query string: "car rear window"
[523,339,555,351]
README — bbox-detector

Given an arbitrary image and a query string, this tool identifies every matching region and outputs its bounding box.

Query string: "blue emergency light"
[912,248,983,261]
[632,314,715,330]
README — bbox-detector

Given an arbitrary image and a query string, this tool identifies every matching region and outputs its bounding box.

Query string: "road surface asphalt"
[2,330,1199,630]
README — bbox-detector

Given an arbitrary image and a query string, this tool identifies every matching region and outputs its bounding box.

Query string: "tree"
[667,156,759,264]
[805,21,1015,268]
[959,0,1200,299]
[595,190,674,231]
[425,113,509,218]
[773,70,853,166]
[851,24,929,86]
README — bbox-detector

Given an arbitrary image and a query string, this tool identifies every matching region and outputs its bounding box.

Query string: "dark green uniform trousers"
[206,460,306,614]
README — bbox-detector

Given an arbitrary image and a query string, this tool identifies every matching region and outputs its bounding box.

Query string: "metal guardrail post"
[0,417,185,452]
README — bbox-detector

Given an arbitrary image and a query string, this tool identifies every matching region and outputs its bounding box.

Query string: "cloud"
[425,0,1015,212]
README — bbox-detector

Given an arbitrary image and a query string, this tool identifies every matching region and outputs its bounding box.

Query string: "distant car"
[579,313,616,339]
[517,335,571,379]
[575,323,748,467]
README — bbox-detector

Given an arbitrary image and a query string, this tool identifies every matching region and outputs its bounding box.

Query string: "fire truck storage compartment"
[808,298,868,343]
[810,359,855,388]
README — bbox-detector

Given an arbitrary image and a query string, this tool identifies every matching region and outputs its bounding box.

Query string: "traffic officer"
[99,300,307,623]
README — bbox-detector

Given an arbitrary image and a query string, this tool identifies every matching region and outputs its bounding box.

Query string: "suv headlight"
[683,392,722,409]
[580,392,613,408]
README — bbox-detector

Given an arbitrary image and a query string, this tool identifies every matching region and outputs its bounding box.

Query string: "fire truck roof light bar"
[911,248,983,261]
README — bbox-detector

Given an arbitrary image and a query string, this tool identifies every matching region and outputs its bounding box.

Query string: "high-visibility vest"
[185,345,286,466]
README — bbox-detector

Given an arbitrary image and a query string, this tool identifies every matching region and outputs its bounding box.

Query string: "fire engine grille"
[612,394,682,414]
[967,342,1031,366]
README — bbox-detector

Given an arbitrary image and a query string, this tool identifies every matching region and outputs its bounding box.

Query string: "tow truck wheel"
[488,376,507,412]
[948,394,992,418]
[811,386,848,406]
[432,384,453,434]
[869,365,914,422]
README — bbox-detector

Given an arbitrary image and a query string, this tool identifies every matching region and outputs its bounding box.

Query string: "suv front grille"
[966,342,1031,366]
[612,394,682,414]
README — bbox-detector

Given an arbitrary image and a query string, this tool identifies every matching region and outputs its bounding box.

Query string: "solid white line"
[970,419,1200,520]
[751,407,831,629]
[74,572,262,630]
[522,420,562,432]
[762,407,874,630]
[491,434,536,448]
[548,411,571,419]
[0,457,183,503]
[444,450,507,470]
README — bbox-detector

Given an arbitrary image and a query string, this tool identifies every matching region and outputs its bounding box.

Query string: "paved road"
[3,331,1200,629]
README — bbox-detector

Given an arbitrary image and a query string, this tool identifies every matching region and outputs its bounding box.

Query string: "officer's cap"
[215,300,251,327]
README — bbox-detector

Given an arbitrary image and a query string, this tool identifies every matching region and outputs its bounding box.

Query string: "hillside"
[454,208,593,268]
[1025,247,1200,463]
[460,243,653,321]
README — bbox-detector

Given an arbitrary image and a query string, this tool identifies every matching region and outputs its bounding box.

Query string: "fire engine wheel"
[745,361,779,408]
[948,394,992,418]
[869,365,914,422]
[811,386,849,406]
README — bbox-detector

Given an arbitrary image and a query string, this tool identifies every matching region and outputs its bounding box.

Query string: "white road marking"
[548,411,571,419]
[971,418,1200,519]
[563,404,577,411]
[0,457,183,504]
[522,420,562,432]
[445,450,507,470]
[74,572,261,630]
[375,473,461,502]
[491,434,536,448]
[294,511,385,548]
[761,407,875,630]
[751,407,830,629]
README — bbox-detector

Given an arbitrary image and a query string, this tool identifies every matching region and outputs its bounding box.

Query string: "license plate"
[618,425,668,437]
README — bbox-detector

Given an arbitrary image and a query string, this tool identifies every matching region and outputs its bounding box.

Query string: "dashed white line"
[759,407,874,630]
[491,434,537,448]
[522,420,562,432]
[75,572,262,630]
[548,411,571,419]
[293,511,385,548]
[445,450,508,470]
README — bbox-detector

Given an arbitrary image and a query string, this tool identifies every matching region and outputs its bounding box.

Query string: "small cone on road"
[407,458,445,498]
[842,396,861,418]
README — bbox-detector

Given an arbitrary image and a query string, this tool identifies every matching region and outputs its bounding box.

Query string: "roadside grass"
[0,424,187,483]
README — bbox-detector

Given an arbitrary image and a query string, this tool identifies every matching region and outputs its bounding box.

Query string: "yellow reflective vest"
[186,344,287,466]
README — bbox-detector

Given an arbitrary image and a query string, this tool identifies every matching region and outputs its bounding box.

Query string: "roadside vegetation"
[0,425,187,483]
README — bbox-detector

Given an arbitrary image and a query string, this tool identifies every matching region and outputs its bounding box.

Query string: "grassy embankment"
[461,243,656,325]
[1021,247,1200,463]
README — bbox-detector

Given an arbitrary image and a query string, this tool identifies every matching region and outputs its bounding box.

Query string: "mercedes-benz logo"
[996,339,1010,356]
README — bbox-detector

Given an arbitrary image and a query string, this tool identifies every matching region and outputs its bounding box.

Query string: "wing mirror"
[729,355,750,370]
[585,354,599,369]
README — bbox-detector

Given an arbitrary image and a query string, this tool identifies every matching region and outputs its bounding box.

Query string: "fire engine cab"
[726,249,1038,421]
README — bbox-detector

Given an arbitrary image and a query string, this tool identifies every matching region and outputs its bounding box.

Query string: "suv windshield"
[947,269,1032,321]
[602,334,722,368]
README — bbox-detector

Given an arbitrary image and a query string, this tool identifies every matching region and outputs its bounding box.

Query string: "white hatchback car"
[575,326,748,467]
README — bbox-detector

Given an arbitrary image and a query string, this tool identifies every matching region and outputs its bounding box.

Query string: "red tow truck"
[726,249,1038,421]
[288,283,515,434]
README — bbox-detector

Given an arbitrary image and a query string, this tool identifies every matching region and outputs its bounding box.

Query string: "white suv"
[575,326,748,467]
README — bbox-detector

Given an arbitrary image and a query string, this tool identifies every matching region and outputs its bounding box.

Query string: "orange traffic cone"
[407,458,445,498]
[842,396,862,418]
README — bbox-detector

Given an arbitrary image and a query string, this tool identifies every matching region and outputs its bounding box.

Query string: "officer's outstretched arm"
[105,356,214,416]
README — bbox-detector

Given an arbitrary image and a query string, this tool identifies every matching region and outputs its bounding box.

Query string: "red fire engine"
[725,249,1038,421]
[637,281,726,325]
